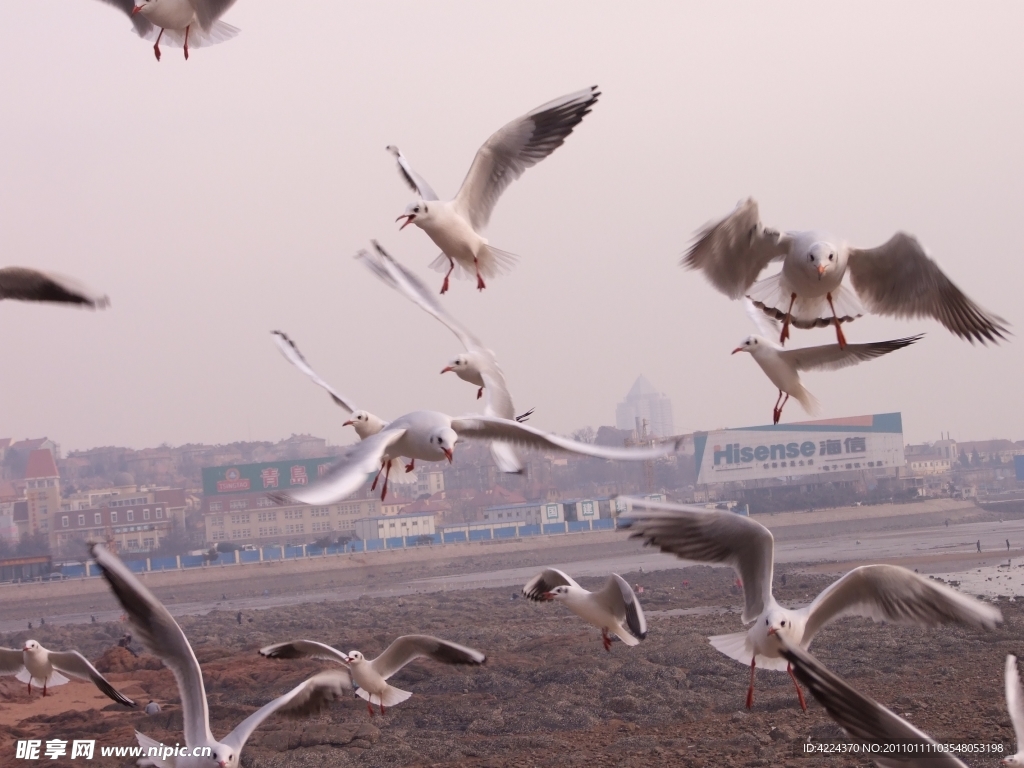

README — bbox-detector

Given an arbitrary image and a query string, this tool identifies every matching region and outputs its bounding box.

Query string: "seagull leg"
[779,293,796,345]
[746,656,756,709]
[774,392,790,425]
[440,257,455,295]
[787,663,808,711]
[380,702,386,716]
[476,387,483,400]
[27,680,31,695]
[366,700,375,718]
[370,459,386,492]
[405,459,415,473]
[183,24,190,60]
[474,257,486,291]
[826,293,847,349]
[601,628,612,652]
[772,390,784,424]
[152,28,164,62]
[380,461,392,501]
[43,681,47,697]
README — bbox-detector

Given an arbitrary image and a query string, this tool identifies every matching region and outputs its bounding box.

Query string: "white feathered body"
[134,0,240,49]
[348,659,413,709]
[19,647,69,688]
[558,586,640,647]
[745,339,818,414]
[709,600,810,673]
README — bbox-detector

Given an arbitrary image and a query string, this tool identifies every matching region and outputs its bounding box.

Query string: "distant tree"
[0,536,13,559]
[572,427,595,444]
[972,449,982,466]
[16,531,50,557]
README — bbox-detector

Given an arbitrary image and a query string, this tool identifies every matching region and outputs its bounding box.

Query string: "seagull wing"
[594,574,647,640]
[615,496,774,623]
[94,0,153,35]
[90,543,213,746]
[453,86,600,231]
[1006,655,1024,755]
[802,564,1002,645]
[48,651,136,706]
[779,335,923,373]
[386,146,439,201]
[271,331,360,414]
[267,429,407,506]
[681,198,791,300]
[743,297,782,341]
[222,671,353,752]
[0,267,109,308]
[450,416,680,461]
[847,233,1008,344]
[259,640,350,666]
[0,648,24,674]
[370,635,486,680]
[778,640,968,768]
[190,0,238,30]
[522,568,580,601]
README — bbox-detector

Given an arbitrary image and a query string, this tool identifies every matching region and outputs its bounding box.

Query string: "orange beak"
[131,4,143,15]
[767,627,777,636]
[396,214,415,230]
[540,592,556,600]
[440,366,454,374]
[342,420,354,427]
[731,347,743,355]
[817,264,827,276]
[443,448,453,463]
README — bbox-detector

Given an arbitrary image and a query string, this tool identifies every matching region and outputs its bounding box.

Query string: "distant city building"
[53,490,184,557]
[354,513,436,541]
[24,449,60,538]
[615,376,675,438]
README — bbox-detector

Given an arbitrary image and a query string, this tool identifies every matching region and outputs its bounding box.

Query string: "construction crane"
[624,417,656,494]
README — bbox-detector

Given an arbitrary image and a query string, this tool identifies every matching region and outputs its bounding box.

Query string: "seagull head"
[343,410,385,439]
[441,354,471,375]
[731,335,765,356]
[429,428,458,463]
[396,201,430,231]
[131,0,154,16]
[210,744,235,768]
[763,612,795,642]
[805,241,837,280]
[22,640,40,654]
[344,650,365,664]
[541,586,570,601]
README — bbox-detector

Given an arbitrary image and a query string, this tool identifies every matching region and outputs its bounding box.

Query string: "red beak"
[540,592,555,601]
[731,347,743,355]
[396,214,414,230]
[440,366,454,374]
[342,420,354,427]
[131,4,142,15]
[817,264,827,276]
[443,448,453,463]
[767,627,777,636]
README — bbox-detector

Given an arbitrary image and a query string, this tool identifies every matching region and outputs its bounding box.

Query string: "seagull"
[682,198,1008,348]
[0,640,134,705]
[522,568,647,651]
[260,635,486,717]
[389,86,600,293]
[96,0,240,62]
[356,241,531,472]
[0,267,109,308]
[271,412,681,505]
[90,543,354,768]
[778,640,969,768]
[616,496,1001,711]
[1005,655,1024,766]
[732,302,923,423]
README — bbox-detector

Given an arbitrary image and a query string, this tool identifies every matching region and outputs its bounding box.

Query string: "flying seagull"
[0,640,134,705]
[779,640,968,768]
[260,635,486,717]
[96,0,239,61]
[522,568,647,651]
[390,86,600,293]
[271,412,681,505]
[683,198,1008,348]
[0,267,109,308]
[90,542,353,768]
[616,496,1001,710]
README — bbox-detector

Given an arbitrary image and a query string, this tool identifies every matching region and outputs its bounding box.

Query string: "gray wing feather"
[450,416,681,461]
[94,0,153,35]
[0,648,24,674]
[271,331,359,414]
[371,635,486,680]
[48,651,135,706]
[594,574,647,640]
[0,267,109,308]
[803,564,1002,644]
[616,496,774,623]
[454,86,600,231]
[222,671,353,752]
[259,640,350,666]
[780,335,923,373]
[779,641,968,768]
[682,198,791,299]
[522,568,579,601]
[386,146,438,201]
[847,233,1008,344]
[190,0,238,30]
[90,543,212,745]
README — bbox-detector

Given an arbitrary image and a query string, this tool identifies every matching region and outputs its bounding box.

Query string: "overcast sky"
[1,2,1021,452]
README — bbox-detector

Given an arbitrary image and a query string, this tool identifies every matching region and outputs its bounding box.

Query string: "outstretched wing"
[0,648,24,675]
[0,267,110,308]
[803,564,1002,644]
[682,198,790,300]
[259,640,350,666]
[222,671,353,752]
[594,574,647,640]
[271,331,360,414]
[847,232,1008,344]
[94,0,153,35]
[451,415,681,461]
[780,335,923,373]
[191,0,238,30]
[453,86,600,231]
[779,640,968,768]
[370,635,486,680]
[615,496,774,624]
[90,544,213,746]
[522,568,580,601]
[386,145,439,201]
[48,651,135,706]
[268,429,407,506]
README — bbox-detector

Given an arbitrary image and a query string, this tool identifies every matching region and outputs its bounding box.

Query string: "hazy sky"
[1,2,1021,452]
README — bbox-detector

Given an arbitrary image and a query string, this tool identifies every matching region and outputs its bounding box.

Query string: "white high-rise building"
[615,376,675,438]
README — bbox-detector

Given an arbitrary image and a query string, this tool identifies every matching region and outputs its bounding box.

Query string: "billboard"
[202,457,338,496]
[695,413,904,486]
